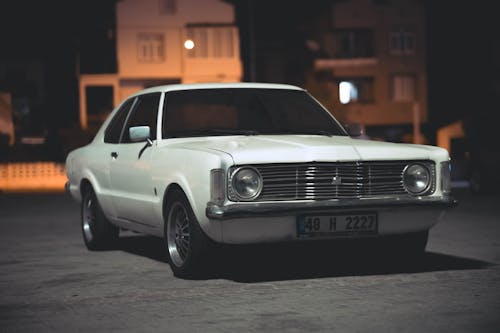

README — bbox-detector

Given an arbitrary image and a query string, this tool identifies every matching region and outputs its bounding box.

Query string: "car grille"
[252,161,435,201]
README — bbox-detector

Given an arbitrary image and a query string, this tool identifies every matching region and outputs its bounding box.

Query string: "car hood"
[164,135,445,165]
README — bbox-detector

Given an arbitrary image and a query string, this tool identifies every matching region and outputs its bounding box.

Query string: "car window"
[104,98,135,144]
[162,89,346,138]
[121,93,161,143]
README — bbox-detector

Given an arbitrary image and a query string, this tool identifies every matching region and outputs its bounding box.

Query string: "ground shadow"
[117,234,168,263]
[117,235,494,283]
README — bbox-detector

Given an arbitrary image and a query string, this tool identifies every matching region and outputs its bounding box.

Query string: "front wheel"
[81,187,119,250]
[382,230,429,259]
[164,189,213,278]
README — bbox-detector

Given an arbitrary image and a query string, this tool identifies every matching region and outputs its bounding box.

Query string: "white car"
[65,83,456,277]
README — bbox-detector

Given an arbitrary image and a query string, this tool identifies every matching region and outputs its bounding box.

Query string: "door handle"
[111,152,118,159]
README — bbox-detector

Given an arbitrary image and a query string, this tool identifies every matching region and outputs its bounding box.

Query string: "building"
[314,0,427,136]
[232,0,427,142]
[79,0,242,129]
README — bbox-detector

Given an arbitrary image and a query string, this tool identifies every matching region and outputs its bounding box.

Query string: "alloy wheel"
[82,195,96,243]
[167,202,191,267]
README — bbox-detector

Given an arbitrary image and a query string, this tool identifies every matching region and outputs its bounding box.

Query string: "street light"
[184,39,195,50]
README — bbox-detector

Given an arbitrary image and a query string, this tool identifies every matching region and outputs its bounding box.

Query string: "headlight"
[403,163,431,194]
[229,167,263,201]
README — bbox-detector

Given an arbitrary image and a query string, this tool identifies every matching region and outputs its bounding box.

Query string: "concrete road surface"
[1,188,499,332]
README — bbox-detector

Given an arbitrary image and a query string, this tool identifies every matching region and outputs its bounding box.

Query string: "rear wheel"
[81,186,119,250]
[164,189,213,278]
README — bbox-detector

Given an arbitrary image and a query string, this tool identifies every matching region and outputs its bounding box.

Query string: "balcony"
[315,57,377,69]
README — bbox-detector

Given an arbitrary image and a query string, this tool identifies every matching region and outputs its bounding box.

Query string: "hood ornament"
[331,176,342,185]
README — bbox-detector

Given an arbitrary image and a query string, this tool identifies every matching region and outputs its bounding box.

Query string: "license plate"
[297,212,378,238]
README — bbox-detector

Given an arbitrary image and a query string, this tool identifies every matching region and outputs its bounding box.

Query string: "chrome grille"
[249,161,435,201]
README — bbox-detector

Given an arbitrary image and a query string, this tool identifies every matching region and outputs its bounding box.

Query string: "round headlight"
[403,163,431,194]
[231,167,263,200]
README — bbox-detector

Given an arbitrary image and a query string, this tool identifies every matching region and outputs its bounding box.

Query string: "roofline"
[132,82,304,96]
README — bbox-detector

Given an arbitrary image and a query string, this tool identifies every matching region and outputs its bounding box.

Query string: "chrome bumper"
[206,196,458,220]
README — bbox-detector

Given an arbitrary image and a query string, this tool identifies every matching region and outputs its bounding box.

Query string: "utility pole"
[413,102,421,144]
[247,0,256,82]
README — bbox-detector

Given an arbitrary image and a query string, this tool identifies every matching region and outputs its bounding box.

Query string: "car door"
[109,92,161,227]
[100,97,137,219]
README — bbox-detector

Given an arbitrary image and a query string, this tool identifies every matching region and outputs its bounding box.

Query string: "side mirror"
[129,126,151,143]
[345,123,362,137]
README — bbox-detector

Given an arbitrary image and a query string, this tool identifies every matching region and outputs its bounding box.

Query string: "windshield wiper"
[204,128,259,136]
[305,130,334,137]
[277,130,335,137]
[167,128,259,138]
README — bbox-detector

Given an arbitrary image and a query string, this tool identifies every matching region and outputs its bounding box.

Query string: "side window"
[122,93,161,143]
[104,98,135,144]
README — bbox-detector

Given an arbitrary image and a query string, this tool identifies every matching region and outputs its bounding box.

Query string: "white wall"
[117,27,183,78]
[116,0,235,28]
[116,0,240,80]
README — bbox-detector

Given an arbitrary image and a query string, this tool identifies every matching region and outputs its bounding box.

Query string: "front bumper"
[206,195,457,220]
[204,196,457,244]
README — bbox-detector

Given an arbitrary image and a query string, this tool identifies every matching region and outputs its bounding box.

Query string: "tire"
[402,230,428,255]
[164,189,213,278]
[81,186,119,250]
[381,230,429,259]
[470,169,481,194]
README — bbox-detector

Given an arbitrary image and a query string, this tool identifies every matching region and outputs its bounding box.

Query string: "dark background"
[0,1,498,159]
[0,1,116,130]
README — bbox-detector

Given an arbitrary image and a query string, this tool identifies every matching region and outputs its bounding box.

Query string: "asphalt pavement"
[0,188,499,332]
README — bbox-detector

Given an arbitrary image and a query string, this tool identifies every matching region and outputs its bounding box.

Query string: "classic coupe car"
[66,83,456,277]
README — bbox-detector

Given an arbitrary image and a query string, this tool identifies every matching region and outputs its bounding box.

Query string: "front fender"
[152,147,233,243]
[155,172,223,243]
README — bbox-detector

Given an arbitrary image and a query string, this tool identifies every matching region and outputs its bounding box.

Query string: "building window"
[338,78,374,104]
[213,28,234,58]
[186,28,208,58]
[137,33,164,63]
[389,28,416,55]
[392,75,416,101]
[334,30,374,58]
[186,27,235,58]
[159,0,176,15]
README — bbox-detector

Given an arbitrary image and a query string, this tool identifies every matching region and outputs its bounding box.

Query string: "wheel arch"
[162,183,185,218]
[161,182,222,243]
[80,178,94,196]
[77,167,103,198]
[161,178,200,221]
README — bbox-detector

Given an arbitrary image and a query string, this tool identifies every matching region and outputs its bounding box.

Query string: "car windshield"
[162,88,347,138]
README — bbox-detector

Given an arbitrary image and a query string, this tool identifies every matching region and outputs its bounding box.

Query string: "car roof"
[131,82,304,97]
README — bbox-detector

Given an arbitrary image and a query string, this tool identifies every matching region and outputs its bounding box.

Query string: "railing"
[0,162,67,192]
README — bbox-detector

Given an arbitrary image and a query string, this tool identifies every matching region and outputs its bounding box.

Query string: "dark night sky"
[0,1,116,128]
[1,1,498,138]
[0,1,116,68]
[426,2,498,121]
